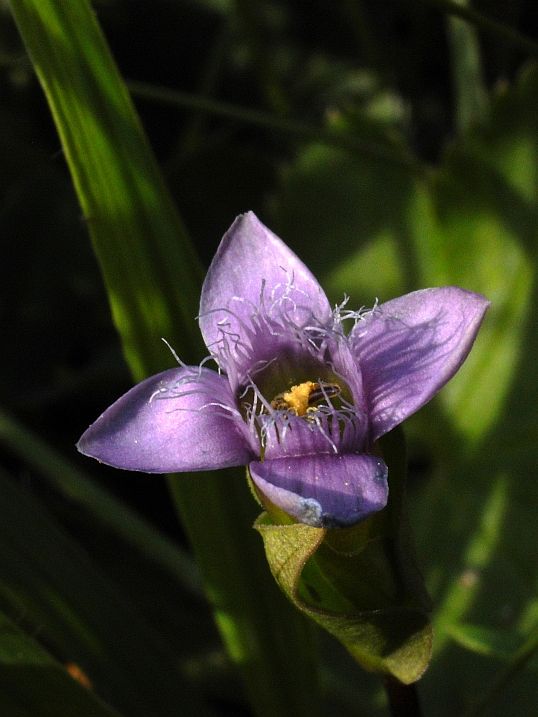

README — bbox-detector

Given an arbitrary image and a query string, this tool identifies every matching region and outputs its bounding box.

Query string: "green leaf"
[409,66,538,714]
[410,64,537,442]
[256,518,432,684]
[255,428,432,685]
[0,611,121,717]
[410,62,537,638]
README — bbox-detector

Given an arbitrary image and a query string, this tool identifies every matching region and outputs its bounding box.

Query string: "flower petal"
[350,287,490,441]
[249,454,388,527]
[199,212,332,379]
[77,367,254,472]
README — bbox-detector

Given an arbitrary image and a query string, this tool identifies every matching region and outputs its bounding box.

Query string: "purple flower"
[77,212,489,527]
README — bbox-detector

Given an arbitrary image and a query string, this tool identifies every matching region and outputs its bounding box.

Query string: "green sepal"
[254,427,432,684]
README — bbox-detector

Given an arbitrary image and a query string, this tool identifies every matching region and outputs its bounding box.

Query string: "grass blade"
[8,1,321,714]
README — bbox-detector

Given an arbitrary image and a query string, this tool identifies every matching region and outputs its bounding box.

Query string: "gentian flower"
[78,212,489,527]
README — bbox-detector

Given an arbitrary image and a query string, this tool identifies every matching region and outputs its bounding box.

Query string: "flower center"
[270,380,342,416]
[235,348,363,457]
[238,355,351,425]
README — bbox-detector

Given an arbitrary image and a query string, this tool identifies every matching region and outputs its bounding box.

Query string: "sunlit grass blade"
[8,2,204,377]
[8,1,321,714]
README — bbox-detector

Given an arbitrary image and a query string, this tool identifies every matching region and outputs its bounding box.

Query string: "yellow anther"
[281,381,317,416]
[270,380,342,416]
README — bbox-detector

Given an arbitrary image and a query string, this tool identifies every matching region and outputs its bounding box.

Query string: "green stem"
[422,0,538,58]
[128,79,424,174]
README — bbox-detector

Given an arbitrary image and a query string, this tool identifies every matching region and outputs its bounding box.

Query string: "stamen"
[308,382,341,407]
[306,411,338,453]
[161,338,186,366]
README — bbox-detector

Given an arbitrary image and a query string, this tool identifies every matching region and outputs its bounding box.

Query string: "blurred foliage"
[1,0,537,715]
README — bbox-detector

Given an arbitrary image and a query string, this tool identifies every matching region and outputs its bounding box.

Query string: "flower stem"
[384,677,423,717]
